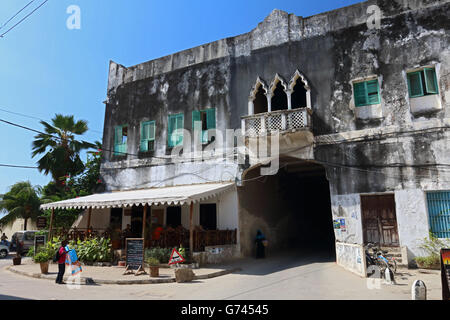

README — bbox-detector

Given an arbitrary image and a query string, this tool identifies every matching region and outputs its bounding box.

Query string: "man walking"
[56,240,68,284]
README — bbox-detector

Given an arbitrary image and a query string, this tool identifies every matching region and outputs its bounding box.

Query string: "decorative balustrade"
[52,227,237,252]
[242,107,312,137]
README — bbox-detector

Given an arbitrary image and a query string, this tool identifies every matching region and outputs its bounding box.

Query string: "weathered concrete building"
[43,0,450,276]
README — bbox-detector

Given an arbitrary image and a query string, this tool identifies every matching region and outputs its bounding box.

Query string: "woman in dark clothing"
[56,240,68,284]
[255,229,266,259]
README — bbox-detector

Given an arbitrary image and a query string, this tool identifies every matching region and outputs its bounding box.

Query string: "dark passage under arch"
[271,82,288,111]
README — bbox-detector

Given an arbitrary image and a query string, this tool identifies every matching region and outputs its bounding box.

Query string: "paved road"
[0,252,441,300]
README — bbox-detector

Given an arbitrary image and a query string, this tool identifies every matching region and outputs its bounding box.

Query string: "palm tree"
[32,114,96,188]
[0,181,41,230]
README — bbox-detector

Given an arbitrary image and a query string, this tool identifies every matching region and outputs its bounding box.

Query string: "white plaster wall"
[178,189,239,232]
[71,209,111,230]
[335,242,366,277]
[0,219,38,239]
[217,186,238,230]
[395,189,430,261]
[102,160,239,191]
[331,193,363,245]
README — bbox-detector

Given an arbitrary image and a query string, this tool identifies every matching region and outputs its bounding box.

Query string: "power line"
[0,0,49,38]
[0,163,37,169]
[0,106,103,134]
[0,0,35,30]
[2,116,450,183]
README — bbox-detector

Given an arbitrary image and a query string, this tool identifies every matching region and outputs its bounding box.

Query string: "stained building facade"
[43,0,450,275]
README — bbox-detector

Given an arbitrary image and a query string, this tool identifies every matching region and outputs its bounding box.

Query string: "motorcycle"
[365,243,396,282]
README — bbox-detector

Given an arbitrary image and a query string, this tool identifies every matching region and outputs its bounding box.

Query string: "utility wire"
[0,106,103,134]
[0,0,49,38]
[0,163,37,169]
[1,116,450,186]
[0,0,35,30]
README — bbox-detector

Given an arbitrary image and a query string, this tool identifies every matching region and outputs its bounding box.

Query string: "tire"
[0,249,7,259]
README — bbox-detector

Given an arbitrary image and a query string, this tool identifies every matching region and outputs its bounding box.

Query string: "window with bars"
[407,67,439,98]
[140,121,156,152]
[168,113,184,147]
[192,108,216,144]
[426,191,450,239]
[353,79,381,107]
[114,125,128,156]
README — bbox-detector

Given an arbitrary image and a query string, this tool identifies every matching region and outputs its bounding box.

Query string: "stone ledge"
[6,265,241,285]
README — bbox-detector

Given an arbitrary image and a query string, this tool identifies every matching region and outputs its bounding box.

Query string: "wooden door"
[361,194,399,247]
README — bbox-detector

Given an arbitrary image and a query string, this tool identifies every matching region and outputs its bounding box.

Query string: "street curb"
[6,265,242,285]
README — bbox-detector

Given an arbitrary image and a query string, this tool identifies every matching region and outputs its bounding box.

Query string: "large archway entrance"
[238,159,335,261]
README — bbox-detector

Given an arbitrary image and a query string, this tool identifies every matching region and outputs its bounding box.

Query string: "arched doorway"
[237,159,335,261]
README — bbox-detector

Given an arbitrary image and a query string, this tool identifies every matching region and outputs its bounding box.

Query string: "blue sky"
[0,0,362,194]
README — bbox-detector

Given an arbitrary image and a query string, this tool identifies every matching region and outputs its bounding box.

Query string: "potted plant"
[146,257,160,277]
[33,250,52,274]
[12,252,21,265]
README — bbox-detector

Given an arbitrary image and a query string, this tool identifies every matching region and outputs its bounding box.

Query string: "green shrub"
[415,254,440,268]
[419,232,450,255]
[47,236,112,263]
[32,248,53,263]
[145,247,172,263]
[26,246,35,257]
[145,257,160,266]
[414,232,450,269]
[73,237,112,263]
[178,245,186,259]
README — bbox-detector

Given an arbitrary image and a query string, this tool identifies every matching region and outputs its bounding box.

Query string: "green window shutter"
[148,121,155,141]
[114,126,122,145]
[168,114,183,147]
[192,110,202,143]
[424,68,438,94]
[114,126,123,155]
[168,116,175,147]
[176,114,184,146]
[140,123,148,152]
[407,72,424,98]
[118,143,127,155]
[206,108,216,129]
[366,80,380,105]
[140,140,148,152]
[354,82,368,107]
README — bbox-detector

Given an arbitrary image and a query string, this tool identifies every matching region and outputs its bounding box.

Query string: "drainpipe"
[142,204,148,248]
[189,202,194,259]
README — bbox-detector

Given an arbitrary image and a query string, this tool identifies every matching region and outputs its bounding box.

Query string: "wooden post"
[142,204,148,248]
[189,202,194,258]
[86,207,92,234]
[48,208,55,241]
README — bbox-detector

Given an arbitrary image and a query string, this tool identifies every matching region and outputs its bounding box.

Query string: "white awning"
[40,182,235,210]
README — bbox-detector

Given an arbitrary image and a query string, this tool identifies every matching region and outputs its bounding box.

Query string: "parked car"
[0,244,8,258]
[10,231,38,254]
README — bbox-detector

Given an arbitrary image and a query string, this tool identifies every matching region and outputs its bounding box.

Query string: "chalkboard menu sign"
[442,249,450,300]
[34,235,46,255]
[36,217,47,229]
[125,238,144,270]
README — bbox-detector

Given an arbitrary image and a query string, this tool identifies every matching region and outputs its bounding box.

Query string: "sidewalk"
[6,258,241,285]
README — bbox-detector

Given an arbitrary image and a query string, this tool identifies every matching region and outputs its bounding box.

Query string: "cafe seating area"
[53,226,237,252]
[150,226,238,251]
